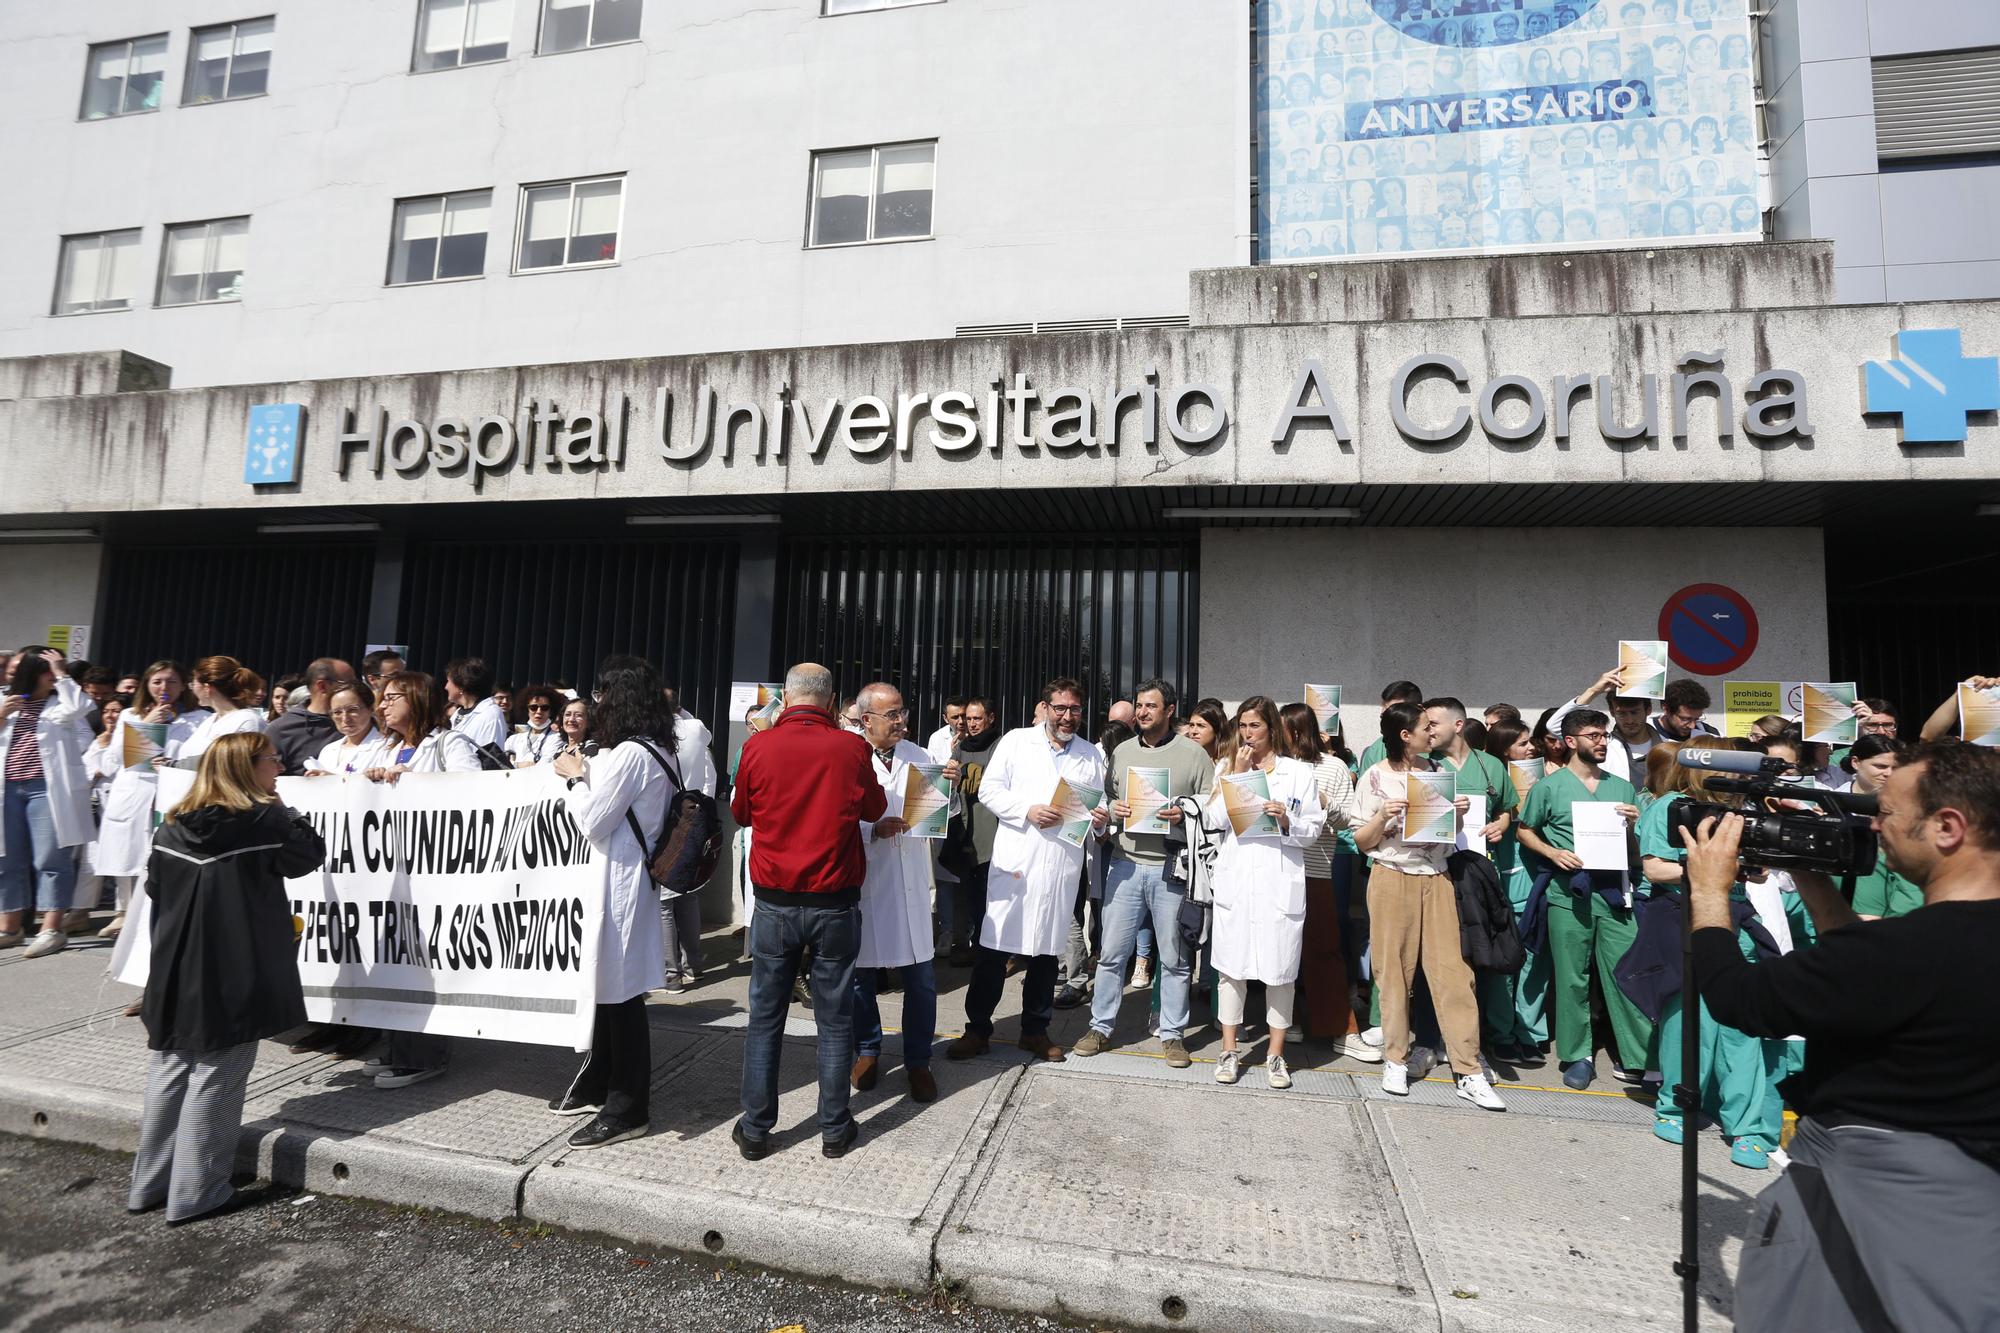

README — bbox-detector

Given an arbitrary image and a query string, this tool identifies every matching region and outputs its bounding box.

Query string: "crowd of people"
[2,639,1993,1229]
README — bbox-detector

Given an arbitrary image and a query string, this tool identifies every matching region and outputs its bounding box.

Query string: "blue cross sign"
[1863,328,1999,444]
[245,402,304,484]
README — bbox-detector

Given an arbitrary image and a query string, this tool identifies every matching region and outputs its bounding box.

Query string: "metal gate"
[777,535,1198,736]
[398,537,738,743]
[96,542,374,680]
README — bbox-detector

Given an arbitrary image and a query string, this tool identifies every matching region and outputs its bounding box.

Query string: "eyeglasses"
[1574,730,1610,742]
[526,703,553,713]
[1048,704,1084,716]
[380,692,407,704]
[255,752,283,766]
[865,708,909,720]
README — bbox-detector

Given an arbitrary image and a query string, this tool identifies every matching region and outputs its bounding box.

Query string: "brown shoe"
[850,1055,880,1091]
[1017,1033,1064,1062]
[946,1033,989,1060]
[1071,1030,1110,1057]
[908,1067,938,1103]
[1161,1038,1193,1069]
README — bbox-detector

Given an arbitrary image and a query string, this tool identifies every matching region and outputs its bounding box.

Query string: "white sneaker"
[1130,957,1154,989]
[1214,1050,1242,1085]
[21,929,67,960]
[1457,1072,1507,1112]
[1407,1045,1439,1081]
[1361,1026,1385,1048]
[1338,1034,1384,1064]
[1266,1055,1292,1090]
[1382,1061,1410,1096]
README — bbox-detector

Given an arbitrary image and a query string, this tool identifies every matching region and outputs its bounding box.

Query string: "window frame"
[386,189,495,286]
[410,0,514,73]
[51,228,145,316]
[182,16,275,107]
[534,0,643,56]
[820,0,945,15]
[510,174,626,274]
[79,33,170,121]
[156,215,251,307]
[805,139,938,249]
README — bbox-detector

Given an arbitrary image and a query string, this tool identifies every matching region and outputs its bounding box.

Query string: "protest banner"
[115,767,604,1050]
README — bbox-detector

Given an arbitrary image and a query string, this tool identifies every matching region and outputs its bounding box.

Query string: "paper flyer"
[1618,640,1669,699]
[727,681,785,725]
[1801,682,1858,746]
[1961,682,2000,747]
[901,763,950,840]
[1050,776,1104,848]
[122,721,168,769]
[1573,802,1631,871]
[1125,765,1173,836]
[1508,757,1541,805]
[1455,792,1490,859]
[1220,769,1280,838]
[1404,770,1457,845]
[1302,683,1341,735]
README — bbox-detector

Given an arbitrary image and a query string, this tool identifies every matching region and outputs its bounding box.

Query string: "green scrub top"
[1639,792,1760,945]
[1519,766,1639,872]
[1848,862,1923,918]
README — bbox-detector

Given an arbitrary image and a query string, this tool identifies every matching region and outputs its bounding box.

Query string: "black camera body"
[1665,754,1880,878]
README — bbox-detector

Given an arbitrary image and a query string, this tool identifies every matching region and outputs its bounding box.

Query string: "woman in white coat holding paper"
[1205,696,1325,1091]
[93,661,208,889]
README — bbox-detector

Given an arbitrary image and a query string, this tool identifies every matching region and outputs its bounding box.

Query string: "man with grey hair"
[730,662,885,1160]
[850,682,958,1104]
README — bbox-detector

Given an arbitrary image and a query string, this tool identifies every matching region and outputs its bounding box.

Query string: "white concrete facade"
[0,0,1248,389]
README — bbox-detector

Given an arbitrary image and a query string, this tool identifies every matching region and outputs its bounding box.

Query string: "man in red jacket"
[730,661,886,1161]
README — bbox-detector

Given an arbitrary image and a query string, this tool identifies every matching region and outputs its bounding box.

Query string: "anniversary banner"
[114,767,604,1050]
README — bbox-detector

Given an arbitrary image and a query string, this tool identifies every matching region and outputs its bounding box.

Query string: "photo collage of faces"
[1257,0,1762,261]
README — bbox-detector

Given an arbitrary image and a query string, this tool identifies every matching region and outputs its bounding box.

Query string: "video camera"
[1666,749,1879,878]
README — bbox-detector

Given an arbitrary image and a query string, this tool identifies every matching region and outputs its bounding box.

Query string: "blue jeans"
[739,899,859,1143]
[1088,859,1191,1041]
[1,778,76,916]
[852,960,937,1069]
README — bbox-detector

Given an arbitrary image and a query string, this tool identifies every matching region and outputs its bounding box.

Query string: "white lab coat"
[177,705,266,763]
[925,726,955,762]
[0,676,94,854]
[562,739,669,1003]
[396,728,482,774]
[307,728,392,776]
[675,711,718,798]
[977,725,1105,957]
[91,708,209,876]
[857,739,937,969]
[453,696,511,751]
[1206,757,1326,987]
[505,725,561,767]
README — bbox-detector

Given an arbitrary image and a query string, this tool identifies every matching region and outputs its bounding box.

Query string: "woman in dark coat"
[130,731,323,1224]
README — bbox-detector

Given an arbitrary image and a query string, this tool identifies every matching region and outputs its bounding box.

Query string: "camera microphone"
[1676,748,1773,776]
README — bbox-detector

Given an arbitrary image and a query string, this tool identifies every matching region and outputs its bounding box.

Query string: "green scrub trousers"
[1546,884,1654,1069]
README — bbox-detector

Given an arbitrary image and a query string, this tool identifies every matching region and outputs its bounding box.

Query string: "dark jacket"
[1448,849,1524,974]
[728,705,885,904]
[142,801,325,1053]
[267,707,339,776]
[1614,889,1781,1025]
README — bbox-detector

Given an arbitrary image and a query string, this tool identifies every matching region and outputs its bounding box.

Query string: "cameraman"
[1681,741,2000,1331]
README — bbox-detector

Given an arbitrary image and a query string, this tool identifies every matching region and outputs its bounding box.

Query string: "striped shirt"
[1302,755,1356,880]
[5,696,46,781]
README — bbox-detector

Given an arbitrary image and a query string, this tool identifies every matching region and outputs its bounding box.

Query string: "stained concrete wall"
[0,543,102,654]
[1199,526,1829,743]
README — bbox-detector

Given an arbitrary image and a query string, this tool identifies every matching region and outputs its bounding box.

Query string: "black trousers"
[568,996,651,1126]
[965,946,1059,1040]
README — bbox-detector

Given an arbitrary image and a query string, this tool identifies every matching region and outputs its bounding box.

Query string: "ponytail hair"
[193,655,263,705]
[1380,701,1426,762]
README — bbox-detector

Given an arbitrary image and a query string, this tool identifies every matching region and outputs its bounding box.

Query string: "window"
[515,176,623,271]
[808,141,935,247]
[389,191,492,283]
[823,0,941,13]
[158,217,249,305]
[1873,47,2000,163]
[537,0,641,53]
[81,35,168,119]
[413,0,512,71]
[184,17,273,104]
[53,230,143,314]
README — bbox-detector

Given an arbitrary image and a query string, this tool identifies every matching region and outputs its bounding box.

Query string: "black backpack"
[625,738,724,900]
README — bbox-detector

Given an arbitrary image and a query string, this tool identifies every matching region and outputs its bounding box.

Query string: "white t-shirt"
[1351,758,1449,876]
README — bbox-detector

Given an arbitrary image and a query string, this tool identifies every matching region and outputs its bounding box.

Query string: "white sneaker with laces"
[1214,1050,1242,1085]
[1361,1026,1385,1048]
[1382,1061,1410,1096]
[21,929,67,960]
[1456,1072,1507,1112]
[1266,1055,1292,1090]
[1338,1034,1384,1064]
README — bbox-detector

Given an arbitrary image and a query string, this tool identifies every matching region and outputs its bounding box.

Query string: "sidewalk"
[0,936,1752,1332]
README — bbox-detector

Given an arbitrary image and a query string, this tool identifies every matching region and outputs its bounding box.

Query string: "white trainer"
[1361,1026,1385,1048]
[1338,1034,1384,1064]
[1382,1061,1411,1096]
[1214,1050,1242,1085]
[21,929,67,960]
[1266,1055,1292,1090]
[1456,1072,1507,1112]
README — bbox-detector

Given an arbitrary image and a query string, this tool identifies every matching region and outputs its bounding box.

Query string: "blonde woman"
[131,732,322,1224]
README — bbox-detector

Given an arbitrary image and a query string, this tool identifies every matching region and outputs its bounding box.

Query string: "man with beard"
[942,697,1002,967]
[948,678,1108,1062]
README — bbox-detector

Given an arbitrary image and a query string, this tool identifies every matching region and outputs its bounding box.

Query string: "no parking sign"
[1657,584,1759,676]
